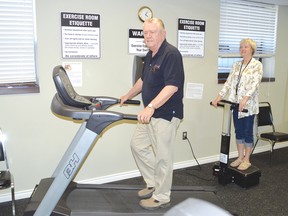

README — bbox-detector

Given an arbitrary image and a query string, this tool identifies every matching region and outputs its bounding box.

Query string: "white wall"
[1,0,288,201]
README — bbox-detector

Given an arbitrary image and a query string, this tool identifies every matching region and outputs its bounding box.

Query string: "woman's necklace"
[236,58,252,95]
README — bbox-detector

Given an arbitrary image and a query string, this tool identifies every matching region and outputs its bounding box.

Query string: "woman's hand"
[211,95,222,108]
[239,96,249,111]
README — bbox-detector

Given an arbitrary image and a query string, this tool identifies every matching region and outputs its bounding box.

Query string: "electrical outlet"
[182,132,187,140]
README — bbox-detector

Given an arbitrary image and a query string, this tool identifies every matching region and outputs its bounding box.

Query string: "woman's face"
[240,42,253,58]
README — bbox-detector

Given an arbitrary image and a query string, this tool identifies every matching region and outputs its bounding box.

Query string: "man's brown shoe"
[138,187,155,198]
[139,197,170,210]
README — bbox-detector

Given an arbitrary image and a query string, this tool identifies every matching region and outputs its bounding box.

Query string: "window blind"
[0,0,37,84]
[219,0,277,58]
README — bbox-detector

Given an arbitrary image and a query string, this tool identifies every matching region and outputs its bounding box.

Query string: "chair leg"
[11,188,16,216]
[252,139,259,154]
[11,176,16,216]
[269,141,276,166]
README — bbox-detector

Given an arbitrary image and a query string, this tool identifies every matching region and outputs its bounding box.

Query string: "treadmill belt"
[67,185,224,216]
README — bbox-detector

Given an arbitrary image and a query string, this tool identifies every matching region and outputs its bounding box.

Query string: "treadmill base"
[24,178,225,216]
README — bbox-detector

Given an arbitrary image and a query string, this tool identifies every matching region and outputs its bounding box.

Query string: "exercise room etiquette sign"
[61,12,100,59]
[178,18,206,57]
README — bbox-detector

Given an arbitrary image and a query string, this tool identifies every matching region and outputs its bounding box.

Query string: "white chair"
[0,129,16,216]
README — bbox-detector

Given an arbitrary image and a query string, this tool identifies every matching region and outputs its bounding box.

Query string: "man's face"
[143,22,165,51]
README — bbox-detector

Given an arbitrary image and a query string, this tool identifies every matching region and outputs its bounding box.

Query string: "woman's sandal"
[230,158,243,167]
[237,161,251,171]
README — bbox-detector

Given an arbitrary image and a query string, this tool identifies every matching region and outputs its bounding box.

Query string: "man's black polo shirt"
[141,40,184,121]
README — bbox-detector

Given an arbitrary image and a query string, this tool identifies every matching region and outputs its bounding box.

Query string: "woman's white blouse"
[219,58,263,118]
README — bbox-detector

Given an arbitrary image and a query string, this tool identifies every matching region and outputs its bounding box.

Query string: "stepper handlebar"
[210,100,248,113]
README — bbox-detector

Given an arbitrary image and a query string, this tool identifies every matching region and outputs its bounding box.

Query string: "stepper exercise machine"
[211,100,261,188]
[23,65,223,216]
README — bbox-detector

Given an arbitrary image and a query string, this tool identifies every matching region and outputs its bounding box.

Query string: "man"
[120,18,184,210]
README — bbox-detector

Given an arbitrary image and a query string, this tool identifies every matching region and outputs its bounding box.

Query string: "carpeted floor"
[1,147,288,216]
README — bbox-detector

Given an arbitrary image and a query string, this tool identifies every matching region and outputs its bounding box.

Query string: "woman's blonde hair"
[240,38,257,55]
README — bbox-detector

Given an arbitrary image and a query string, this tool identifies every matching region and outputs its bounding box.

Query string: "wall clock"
[138,6,153,22]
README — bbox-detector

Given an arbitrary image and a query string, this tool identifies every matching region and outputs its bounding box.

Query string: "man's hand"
[138,106,154,123]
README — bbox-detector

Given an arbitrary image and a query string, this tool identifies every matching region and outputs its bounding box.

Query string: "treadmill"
[23,65,222,216]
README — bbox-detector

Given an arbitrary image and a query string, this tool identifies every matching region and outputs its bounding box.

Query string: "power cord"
[186,137,201,169]
[184,137,217,182]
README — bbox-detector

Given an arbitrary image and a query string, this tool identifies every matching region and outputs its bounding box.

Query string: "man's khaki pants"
[131,117,180,202]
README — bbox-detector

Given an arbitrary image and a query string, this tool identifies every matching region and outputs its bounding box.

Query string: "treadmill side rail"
[31,126,98,216]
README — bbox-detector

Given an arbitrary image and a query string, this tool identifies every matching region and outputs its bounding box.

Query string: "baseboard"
[1,143,287,203]
[0,189,33,203]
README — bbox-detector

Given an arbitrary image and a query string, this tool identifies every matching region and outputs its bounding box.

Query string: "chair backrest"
[0,141,4,162]
[52,65,92,108]
[257,102,274,128]
[0,130,9,170]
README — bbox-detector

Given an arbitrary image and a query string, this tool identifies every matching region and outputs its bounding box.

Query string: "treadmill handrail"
[51,93,92,120]
[90,96,140,110]
[51,93,137,121]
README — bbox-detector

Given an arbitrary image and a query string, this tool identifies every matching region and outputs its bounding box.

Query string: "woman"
[212,38,263,170]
